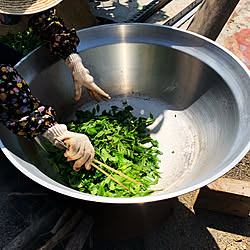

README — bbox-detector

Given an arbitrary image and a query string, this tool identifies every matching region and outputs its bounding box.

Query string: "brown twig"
[38,209,84,250]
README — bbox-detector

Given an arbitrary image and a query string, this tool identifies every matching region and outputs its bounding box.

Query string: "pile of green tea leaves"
[45,103,163,198]
[0,28,43,56]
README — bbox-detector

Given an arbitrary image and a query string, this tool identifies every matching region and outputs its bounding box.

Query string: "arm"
[28,9,110,101]
[0,64,94,170]
[28,8,79,60]
[0,64,56,138]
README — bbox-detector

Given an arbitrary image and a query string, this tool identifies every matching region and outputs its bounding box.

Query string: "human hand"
[58,131,95,171]
[66,53,111,102]
[43,124,95,171]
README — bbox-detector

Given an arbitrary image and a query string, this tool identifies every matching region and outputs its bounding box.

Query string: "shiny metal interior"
[0,24,249,204]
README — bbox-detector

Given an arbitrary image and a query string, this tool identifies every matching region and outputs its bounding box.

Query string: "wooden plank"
[163,0,202,27]
[208,178,250,197]
[146,0,196,25]
[193,178,250,217]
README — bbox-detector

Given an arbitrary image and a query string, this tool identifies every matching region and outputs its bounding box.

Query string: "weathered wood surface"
[193,178,250,217]
[187,0,240,40]
[208,178,250,197]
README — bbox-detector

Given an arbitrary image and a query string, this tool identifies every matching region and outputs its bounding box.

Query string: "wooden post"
[187,0,240,41]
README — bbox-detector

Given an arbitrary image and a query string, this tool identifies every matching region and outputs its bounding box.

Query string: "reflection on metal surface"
[0,24,249,204]
[121,43,129,91]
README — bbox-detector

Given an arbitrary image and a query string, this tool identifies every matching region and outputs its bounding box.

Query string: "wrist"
[65,53,82,70]
[42,124,68,144]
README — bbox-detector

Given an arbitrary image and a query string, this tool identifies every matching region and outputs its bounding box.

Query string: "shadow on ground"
[90,0,169,23]
[0,152,249,249]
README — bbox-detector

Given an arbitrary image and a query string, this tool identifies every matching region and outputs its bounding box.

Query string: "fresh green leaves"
[46,103,163,198]
[0,28,44,55]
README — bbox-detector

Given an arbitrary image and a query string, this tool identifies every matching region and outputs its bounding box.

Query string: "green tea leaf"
[45,103,163,198]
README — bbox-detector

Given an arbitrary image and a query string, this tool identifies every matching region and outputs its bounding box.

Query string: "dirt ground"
[224,151,250,182]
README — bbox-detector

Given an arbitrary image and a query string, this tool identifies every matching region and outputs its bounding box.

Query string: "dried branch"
[65,215,94,250]
[38,209,84,250]
[50,207,74,234]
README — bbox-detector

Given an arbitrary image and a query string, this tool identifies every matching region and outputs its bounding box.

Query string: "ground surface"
[0,150,249,249]
[224,151,250,182]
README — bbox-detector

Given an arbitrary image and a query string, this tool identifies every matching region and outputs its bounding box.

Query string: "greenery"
[45,102,163,198]
[0,28,43,56]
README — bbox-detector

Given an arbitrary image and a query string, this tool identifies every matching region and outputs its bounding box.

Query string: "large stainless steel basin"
[1,24,249,204]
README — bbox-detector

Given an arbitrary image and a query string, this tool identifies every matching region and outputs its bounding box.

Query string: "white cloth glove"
[42,124,68,146]
[43,124,95,171]
[65,53,111,102]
